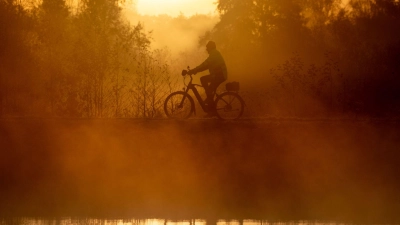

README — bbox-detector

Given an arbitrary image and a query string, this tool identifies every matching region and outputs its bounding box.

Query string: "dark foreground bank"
[0,118,399,223]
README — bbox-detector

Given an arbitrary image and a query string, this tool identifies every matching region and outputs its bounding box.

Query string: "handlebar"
[181,70,188,76]
[181,66,192,76]
[181,67,193,86]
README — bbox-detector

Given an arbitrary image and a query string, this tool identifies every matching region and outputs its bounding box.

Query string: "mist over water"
[1,119,399,223]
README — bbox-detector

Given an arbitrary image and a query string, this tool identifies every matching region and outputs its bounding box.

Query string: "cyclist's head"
[206,41,216,53]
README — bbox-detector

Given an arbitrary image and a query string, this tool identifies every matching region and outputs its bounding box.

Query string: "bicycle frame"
[181,74,213,113]
[165,71,245,119]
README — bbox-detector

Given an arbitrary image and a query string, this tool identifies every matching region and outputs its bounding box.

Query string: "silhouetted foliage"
[206,0,400,117]
[0,0,180,118]
[0,0,35,116]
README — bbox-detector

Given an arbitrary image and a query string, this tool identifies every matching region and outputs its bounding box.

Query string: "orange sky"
[136,0,217,16]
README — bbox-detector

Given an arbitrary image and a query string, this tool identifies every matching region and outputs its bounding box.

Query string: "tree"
[205,0,400,117]
[326,0,400,115]
[0,0,35,116]
[72,0,127,117]
[35,0,72,115]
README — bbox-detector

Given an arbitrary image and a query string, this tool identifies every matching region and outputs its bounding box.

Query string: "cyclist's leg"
[208,75,226,112]
[209,74,226,98]
[200,74,213,103]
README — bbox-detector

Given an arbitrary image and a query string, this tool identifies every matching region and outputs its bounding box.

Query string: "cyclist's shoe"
[203,113,216,118]
[204,108,217,118]
[205,101,215,109]
[204,97,214,105]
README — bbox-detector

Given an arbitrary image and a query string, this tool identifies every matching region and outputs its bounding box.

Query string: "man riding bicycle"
[188,41,228,117]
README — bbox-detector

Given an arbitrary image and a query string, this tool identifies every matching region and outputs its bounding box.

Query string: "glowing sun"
[136,0,217,16]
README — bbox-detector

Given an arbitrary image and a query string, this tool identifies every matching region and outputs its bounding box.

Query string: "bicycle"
[164,68,245,120]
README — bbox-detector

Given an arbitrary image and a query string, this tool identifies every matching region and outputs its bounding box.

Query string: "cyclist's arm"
[192,57,210,74]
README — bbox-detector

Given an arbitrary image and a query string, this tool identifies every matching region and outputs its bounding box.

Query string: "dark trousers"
[200,74,226,104]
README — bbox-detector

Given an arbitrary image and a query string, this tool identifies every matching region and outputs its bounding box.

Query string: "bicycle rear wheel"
[164,91,194,119]
[215,92,245,120]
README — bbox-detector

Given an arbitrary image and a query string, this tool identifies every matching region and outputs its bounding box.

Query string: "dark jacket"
[192,49,227,80]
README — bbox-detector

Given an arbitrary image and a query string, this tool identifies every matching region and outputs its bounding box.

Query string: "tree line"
[205,0,400,117]
[0,0,181,118]
[1,0,400,118]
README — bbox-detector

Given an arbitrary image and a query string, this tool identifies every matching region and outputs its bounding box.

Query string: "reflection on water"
[0,219,350,225]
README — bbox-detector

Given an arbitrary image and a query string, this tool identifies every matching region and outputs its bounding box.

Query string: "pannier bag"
[226,82,240,92]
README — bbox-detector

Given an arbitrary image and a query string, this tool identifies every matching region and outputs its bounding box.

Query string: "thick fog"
[1,0,400,223]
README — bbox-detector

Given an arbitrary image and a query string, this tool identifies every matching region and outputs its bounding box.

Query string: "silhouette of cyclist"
[188,41,227,117]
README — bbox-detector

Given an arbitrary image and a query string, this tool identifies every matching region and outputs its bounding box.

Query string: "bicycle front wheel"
[164,91,194,119]
[215,92,245,120]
